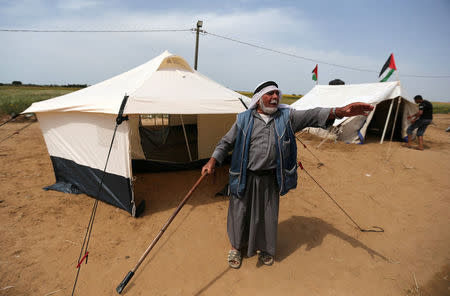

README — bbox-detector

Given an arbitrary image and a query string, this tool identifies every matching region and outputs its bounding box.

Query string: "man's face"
[259,90,280,114]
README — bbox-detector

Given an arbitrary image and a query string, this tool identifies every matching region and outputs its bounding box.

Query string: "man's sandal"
[258,252,274,266]
[227,250,242,269]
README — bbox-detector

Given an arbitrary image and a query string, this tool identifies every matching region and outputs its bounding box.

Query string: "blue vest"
[229,108,298,198]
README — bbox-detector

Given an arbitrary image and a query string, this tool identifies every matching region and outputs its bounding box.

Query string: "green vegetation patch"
[237,91,302,105]
[432,102,450,114]
[0,85,81,116]
[2,85,447,116]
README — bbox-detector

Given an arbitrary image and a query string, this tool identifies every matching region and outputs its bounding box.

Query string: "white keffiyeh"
[248,85,290,110]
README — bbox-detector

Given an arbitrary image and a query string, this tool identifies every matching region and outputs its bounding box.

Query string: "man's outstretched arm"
[329,102,374,119]
[291,102,374,133]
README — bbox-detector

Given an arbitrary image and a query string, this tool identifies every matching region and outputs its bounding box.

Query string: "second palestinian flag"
[379,54,397,82]
[312,64,318,82]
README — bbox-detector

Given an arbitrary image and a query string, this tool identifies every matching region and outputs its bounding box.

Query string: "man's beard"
[259,98,278,114]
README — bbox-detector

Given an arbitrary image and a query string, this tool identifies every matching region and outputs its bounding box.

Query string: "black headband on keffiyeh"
[249,80,290,110]
[253,81,278,94]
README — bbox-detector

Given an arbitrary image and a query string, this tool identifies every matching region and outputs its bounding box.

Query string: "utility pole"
[194,20,203,70]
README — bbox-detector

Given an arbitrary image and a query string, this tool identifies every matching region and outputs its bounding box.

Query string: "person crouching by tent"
[406,95,433,150]
[201,81,374,269]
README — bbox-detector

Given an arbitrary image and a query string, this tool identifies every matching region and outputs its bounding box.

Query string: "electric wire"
[0,28,191,33]
[202,30,450,79]
[204,31,377,73]
[1,26,448,79]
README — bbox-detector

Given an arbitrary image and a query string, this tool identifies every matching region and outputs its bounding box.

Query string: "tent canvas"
[23,51,250,216]
[291,81,418,143]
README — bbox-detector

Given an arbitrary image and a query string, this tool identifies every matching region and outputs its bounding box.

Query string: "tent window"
[138,114,198,162]
[140,114,169,127]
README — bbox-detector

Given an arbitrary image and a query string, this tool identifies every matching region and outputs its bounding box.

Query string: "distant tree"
[12,81,22,86]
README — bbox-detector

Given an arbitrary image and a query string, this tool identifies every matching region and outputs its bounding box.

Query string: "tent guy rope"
[238,95,382,232]
[0,113,22,128]
[116,173,208,294]
[297,160,384,233]
[295,135,324,167]
[0,121,34,145]
[71,95,130,296]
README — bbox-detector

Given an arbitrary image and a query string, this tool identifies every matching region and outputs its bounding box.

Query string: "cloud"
[0,3,449,100]
[57,0,100,11]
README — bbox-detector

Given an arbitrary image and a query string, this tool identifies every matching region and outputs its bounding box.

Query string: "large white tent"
[291,81,418,143]
[24,51,249,216]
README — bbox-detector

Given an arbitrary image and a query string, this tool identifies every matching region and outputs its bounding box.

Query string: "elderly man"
[202,81,373,269]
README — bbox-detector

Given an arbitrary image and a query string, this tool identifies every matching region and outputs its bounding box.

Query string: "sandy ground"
[0,115,449,296]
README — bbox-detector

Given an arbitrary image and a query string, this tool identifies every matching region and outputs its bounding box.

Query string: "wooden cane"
[116,173,208,294]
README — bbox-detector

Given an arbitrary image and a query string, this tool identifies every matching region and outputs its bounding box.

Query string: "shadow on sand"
[276,215,389,262]
[133,165,230,217]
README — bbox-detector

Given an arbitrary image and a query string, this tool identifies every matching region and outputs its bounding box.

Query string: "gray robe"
[212,108,332,257]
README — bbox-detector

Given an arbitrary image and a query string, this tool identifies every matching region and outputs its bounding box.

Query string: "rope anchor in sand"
[297,161,384,233]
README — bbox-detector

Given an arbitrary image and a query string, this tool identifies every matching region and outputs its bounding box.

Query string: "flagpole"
[379,53,397,144]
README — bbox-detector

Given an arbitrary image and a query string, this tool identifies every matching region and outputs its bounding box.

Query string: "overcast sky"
[1,0,449,101]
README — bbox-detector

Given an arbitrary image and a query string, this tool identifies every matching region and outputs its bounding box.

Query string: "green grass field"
[0,85,449,116]
[432,102,450,114]
[237,91,302,105]
[0,85,83,116]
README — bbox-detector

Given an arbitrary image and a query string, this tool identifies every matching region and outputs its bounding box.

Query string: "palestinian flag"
[379,53,397,82]
[312,64,318,82]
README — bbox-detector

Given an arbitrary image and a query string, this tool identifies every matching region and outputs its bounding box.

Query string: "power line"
[203,30,450,79]
[0,28,191,33]
[1,27,449,79]
[204,31,377,73]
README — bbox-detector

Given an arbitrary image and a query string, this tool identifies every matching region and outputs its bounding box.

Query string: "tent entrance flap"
[366,98,405,142]
[138,114,198,162]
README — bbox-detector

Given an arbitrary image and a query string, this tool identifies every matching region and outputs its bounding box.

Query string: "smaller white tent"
[291,81,418,143]
[24,51,249,216]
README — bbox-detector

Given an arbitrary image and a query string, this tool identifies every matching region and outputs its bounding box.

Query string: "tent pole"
[380,99,395,144]
[317,126,338,149]
[388,97,402,142]
[180,115,193,161]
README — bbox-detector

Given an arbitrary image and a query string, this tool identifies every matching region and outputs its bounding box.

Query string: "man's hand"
[201,157,217,175]
[335,102,374,118]
[407,115,416,122]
